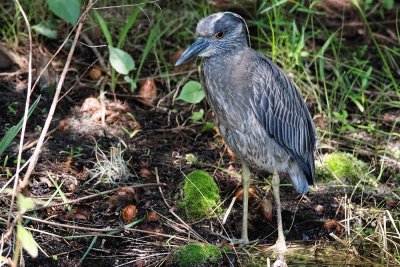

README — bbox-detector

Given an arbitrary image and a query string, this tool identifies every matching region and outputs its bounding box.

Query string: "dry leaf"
[386,198,398,210]
[59,119,69,132]
[317,0,356,15]
[138,79,157,105]
[383,111,399,123]
[235,187,257,202]
[314,114,327,130]
[145,211,160,223]
[64,208,89,221]
[139,168,153,180]
[81,97,101,113]
[121,204,137,223]
[127,120,142,131]
[323,219,344,235]
[107,187,139,211]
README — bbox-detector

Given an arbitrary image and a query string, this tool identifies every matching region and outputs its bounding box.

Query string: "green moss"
[180,170,221,220]
[316,152,377,186]
[174,243,222,267]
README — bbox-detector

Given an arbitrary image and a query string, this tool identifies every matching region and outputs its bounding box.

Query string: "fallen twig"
[155,167,205,242]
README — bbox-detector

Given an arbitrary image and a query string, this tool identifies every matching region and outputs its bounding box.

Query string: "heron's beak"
[175,37,210,66]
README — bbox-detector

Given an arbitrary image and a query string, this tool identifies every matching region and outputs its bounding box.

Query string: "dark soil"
[0,72,364,266]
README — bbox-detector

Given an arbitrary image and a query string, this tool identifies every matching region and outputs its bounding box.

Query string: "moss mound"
[180,170,221,220]
[174,243,222,267]
[316,152,377,186]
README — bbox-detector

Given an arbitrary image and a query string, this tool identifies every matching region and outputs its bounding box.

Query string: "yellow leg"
[272,169,287,259]
[241,162,251,244]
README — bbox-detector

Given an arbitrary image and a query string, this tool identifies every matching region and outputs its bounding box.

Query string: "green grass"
[173,243,223,267]
[254,1,399,164]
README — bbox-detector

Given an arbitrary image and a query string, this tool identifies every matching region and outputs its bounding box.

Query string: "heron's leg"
[241,162,251,244]
[272,169,287,258]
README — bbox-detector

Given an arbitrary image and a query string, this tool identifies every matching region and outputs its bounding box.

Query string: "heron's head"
[175,12,248,66]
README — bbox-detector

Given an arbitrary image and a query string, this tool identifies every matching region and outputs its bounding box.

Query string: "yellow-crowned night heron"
[175,12,315,264]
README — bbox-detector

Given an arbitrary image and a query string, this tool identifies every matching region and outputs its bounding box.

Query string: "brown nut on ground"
[121,204,137,223]
[89,67,102,80]
[234,187,258,202]
[258,199,273,221]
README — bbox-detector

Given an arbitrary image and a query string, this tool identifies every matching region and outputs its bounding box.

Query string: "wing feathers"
[251,56,316,185]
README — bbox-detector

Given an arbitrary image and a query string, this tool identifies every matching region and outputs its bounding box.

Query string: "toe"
[272,259,288,267]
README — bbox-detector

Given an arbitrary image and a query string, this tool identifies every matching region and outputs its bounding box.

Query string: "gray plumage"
[176,12,316,261]
[177,12,315,194]
[203,45,316,193]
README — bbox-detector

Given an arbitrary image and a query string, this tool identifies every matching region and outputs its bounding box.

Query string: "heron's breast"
[219,111,291,172]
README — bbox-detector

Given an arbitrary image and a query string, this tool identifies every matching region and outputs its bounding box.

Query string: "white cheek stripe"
[198,49,213,57]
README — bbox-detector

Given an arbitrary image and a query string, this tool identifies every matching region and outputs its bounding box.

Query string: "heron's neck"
[205,45,247,64]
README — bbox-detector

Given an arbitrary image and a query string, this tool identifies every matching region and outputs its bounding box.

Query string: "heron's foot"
[267,239,287,254]
[267,238,287,266]
[274,237,287,255]
[272,259,288,267]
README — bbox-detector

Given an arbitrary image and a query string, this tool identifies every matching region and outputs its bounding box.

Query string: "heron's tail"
[288,163,309,194]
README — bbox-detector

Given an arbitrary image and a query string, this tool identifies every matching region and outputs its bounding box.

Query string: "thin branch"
[8,0,34,227]
[155,167,205,242]
[22,1,95,187]
[27,183,167,213]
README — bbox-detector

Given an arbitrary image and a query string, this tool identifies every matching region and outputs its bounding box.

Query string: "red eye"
[214,31,224,39]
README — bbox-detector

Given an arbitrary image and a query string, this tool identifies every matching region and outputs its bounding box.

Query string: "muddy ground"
[0,66,392,266]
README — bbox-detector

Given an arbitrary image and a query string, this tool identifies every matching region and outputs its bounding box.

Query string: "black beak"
[175,37,210,66]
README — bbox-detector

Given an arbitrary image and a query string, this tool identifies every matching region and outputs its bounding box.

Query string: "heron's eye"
[214,31,224,39]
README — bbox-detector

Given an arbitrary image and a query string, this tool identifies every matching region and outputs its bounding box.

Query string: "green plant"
[93,8,138,92]
[191,108,204,122]
[332,110,355,134]
[2,190,40,265]
[7,102,18,115]
[44,173,72,211]
[316,152,377,186]
[177,80,205,104]
[59,146,84,158]
[173,243,222,267]
[177,80,208,123]
[180,170,221,220]
[32,0,81,39]
[94,4,170,93]
[122,112,142,138]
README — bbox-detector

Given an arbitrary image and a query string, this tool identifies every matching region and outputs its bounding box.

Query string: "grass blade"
[93,10,113,46]
[0,95,41,157]
[117,7,141,49]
